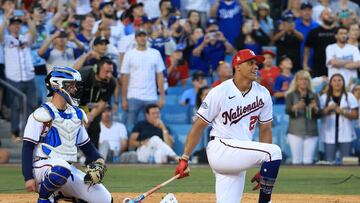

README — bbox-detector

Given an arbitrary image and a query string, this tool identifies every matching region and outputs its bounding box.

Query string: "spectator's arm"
[344,61,360,69]
[273,91,285,99]
[210,0,220,18]
[68,31,84,50]
[303,47,311,70]
[120,138,128,153]
[239,0,253,18]
[121,74,129,110]
[26,16,37,43]
[0,17,9,43]
[162,128,174,147]
[292,29,304,41]
[73,52,92,70]
[223,39,235,54]
[157,72,165,108]
[341,108,358,120]
[129,132,141,148]
[38,32,58,56]
[271,30,286,43]
[285,93,296,117]
[69,0,77,12]
[192,40,207,56]
[87,100,107,123]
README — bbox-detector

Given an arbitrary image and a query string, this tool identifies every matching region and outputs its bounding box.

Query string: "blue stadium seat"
[161,104,192,124]
[169,124,209,155]
[167,86,186,95]
[165,94,178,105]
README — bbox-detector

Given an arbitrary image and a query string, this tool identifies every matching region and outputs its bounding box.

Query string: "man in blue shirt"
[192,19,235,76]
[180,70,207,106]
[295,2,319,69]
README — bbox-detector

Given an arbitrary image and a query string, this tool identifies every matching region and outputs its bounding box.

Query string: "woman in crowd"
[320,74,358,164]
[285,70,322,165]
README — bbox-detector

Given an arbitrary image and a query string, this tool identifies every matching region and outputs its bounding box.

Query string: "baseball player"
[175,49,282,203]
[21,67,112,203]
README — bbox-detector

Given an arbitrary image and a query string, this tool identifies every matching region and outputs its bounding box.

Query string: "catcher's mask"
[45,66,83,106]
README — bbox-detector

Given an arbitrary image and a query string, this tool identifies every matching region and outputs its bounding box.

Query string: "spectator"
[285,70,322,165]
[326,26,360,87]
[348,22,360,49]
[193,85,212,123]
[73,36,109,70]
[30,6,50,105]
[186,27,205,69]
[336,9,356,29]
[180,70,207,106]
[259,50,280,95]
[211,61,232,88]
[184,10,202,34]
[128,104,178,163]
[154,0,173,29]
[272,13,304,73]
[98,106,128,163]
[312,0,331,24]
[90,0,102,20]
[282,0,301,18]
[295,2,319,69]
[273,56,294,104]
[192,18,235,75]
[330,0,360,19]
[183,0,210,28]
[0,14,37,142]
[79,57,116,148]
[320,73,358,164]
[169,15,187,48]
[166,46,189,87]
[114,0,129,19]
[303,8,336,77]
[351,83,360,160]
[76,14,96,52]
[92,0,125,48]
[237,18,265,55]
[121,29,166,131]
[38,30,84,73]
[124,2,145,35]
[256,3,275,41]
[210,0,244,47]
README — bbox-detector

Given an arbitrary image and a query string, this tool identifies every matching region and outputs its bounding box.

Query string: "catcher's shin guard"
[39,165,71,200]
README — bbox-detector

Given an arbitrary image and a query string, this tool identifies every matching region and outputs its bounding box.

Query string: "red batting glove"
[251,171,261,191]
[175,159,189,179]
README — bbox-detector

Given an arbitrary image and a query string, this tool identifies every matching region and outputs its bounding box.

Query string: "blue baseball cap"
[207,18,217,27]
[99,0,113,10]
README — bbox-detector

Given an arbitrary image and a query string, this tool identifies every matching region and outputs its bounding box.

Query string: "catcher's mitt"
[84,161,107,186]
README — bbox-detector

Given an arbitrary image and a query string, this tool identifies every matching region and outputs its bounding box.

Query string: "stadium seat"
[165,94,178,105]
[161,104,192,124]
[167,86,186,95]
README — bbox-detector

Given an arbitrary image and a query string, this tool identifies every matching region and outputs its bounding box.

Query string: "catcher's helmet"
[45,66,82,106]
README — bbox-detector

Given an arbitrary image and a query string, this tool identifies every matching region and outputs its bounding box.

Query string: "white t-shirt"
[138,0,161,18]
[197,80,273,141]
[326,43,360,86]
[121,48,165,101]
[320,92,358,144]
[4,33,34,82]
[99,122,128,151]
[76,0,92,14]
[184,0,210,13]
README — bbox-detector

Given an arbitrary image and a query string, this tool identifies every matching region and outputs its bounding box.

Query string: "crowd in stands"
[0,0,359,165]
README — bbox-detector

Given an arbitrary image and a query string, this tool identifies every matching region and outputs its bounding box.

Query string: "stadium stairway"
[0,119,22,163]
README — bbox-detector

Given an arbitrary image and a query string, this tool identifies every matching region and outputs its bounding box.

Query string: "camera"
[59,30,68,38]
[303,94,313,105]
[167,7,176,14]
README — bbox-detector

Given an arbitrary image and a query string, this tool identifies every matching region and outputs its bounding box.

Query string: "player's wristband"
[181,154,189,161]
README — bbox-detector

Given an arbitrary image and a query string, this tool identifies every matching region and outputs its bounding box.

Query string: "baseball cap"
[232,49,265,68]
[9,16,22,24]
[262,50,276,57]
[129,2,144,12]
[338,10,351,19]
[99,0,113,10]
[207,18,217,27]
[135,28,147,36]
[258,3,270,10]
[300,2,312,10]
[281,13,296,22]
[93,36,109,46]
[192,70,205,81]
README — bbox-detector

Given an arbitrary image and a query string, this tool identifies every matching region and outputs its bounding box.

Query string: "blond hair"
[286,70,313,95]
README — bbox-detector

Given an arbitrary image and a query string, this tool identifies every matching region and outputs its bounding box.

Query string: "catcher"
[21,67,112,203]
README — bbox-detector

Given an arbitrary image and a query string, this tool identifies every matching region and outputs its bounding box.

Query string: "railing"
[0,79,27,136]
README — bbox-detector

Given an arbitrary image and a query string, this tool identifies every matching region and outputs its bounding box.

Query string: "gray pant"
[325,142,352,163]
[126,98,157,132]
[7,78,37,135]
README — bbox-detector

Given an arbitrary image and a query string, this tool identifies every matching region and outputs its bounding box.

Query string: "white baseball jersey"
[197,79,273,141]
[23,102,90,162]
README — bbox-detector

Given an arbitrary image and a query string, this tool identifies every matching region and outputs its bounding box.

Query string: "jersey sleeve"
[259,88,273,123]
[23,114,43,144]
[196,88,221,124]
[348,93,359,109]
[76,126,90,146]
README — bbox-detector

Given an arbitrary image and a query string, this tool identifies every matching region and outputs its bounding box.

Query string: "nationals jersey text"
[197,79,273,141]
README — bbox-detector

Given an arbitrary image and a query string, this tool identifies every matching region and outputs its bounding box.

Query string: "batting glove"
[251,171,261,191]
[175,159,189,179]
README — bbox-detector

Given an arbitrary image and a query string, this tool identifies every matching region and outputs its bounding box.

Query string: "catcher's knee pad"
[39,165,71,199]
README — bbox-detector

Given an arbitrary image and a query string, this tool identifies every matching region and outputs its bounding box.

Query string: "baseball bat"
[124,168,190,203]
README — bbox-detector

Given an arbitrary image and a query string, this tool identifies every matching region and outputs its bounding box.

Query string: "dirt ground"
[0,193,359,203]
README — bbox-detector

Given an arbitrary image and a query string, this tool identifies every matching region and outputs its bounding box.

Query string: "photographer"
[38,29,84,72]
[0,11,37,142]
[272,13,304,73]
[285,70,322,165]
[79,56,116,148]
[192,18,235,76]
